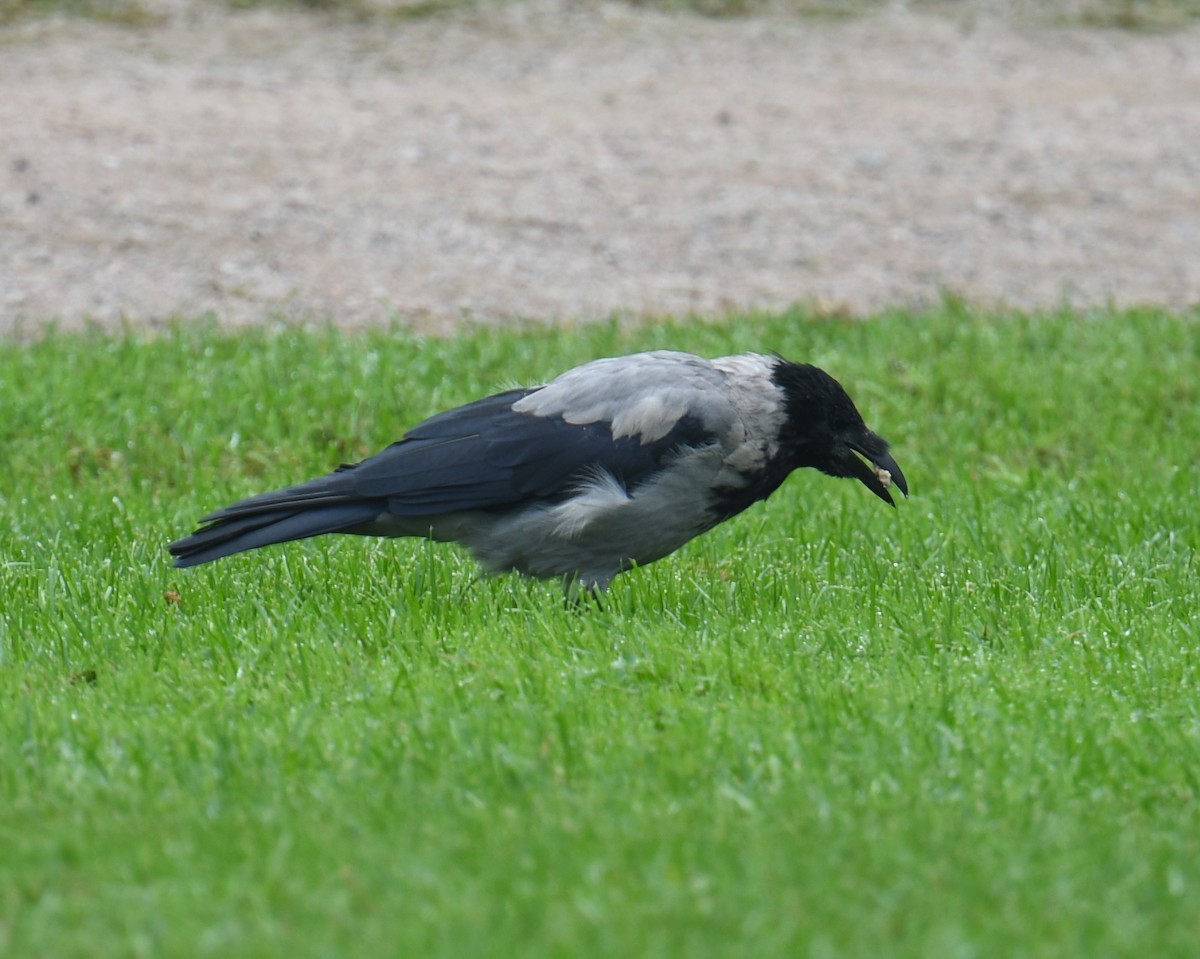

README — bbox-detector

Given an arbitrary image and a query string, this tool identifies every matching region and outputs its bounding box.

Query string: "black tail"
[169,475,383,568]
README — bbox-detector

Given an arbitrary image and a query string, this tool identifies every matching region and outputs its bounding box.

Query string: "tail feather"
[195,473,358,523]
[169,502,383,568]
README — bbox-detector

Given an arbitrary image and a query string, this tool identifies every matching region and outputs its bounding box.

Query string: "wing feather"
[354,397,715,515]
[188,352,749,526]
[347,354,746,514]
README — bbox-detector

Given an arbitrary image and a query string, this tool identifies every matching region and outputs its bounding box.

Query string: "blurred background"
[2,0,1198,332]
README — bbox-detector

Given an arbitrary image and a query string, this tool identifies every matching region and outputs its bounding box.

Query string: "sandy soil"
[1,1,1198,332]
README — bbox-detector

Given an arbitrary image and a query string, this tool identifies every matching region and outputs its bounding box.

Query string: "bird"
[169,350,907,594]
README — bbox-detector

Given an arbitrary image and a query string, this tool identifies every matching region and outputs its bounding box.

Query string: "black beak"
[847,441,909,507]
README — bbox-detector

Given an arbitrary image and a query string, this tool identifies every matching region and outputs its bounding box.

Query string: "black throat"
[705,455,798,526]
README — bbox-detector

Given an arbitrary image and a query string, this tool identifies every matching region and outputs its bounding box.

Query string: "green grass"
[1,304,1198,957]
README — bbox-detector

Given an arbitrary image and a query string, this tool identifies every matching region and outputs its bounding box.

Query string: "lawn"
[1,304,1198,957]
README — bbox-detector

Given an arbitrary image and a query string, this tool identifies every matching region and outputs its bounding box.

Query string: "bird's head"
[772,359,909,506]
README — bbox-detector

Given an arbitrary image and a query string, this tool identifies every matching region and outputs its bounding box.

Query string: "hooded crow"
[169,350,907,593]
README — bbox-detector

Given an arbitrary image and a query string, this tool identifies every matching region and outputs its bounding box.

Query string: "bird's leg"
[562,574,607,612]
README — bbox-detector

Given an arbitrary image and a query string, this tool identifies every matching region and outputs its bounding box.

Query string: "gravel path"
[2,2,1198,331]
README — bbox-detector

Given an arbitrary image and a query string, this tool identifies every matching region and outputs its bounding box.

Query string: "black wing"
[171,376,724,568]
[351,388,713,513]
[182,386,716,528]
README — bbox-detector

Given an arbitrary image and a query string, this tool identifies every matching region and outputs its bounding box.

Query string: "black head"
[771,359,909,506]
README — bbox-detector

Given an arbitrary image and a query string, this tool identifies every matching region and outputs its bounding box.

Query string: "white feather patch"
[550,469,631,539]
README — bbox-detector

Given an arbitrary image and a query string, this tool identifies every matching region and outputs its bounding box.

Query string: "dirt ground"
[2,1,1198,332]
